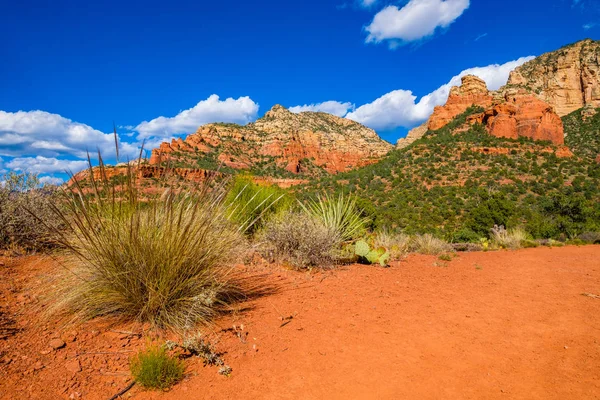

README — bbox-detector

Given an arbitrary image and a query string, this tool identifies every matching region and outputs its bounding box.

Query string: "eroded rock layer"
[507,39,600,116]
[398,75,566,147]
[150,105,392,175]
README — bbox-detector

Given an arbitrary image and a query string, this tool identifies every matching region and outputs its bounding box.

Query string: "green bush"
[451,228,482,243]
[467,195,515,237]
[130,345,184,390]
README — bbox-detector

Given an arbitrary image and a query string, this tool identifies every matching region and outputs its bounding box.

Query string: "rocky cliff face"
[473,89,565,145]
[398,75,566,148]
[506,39,600,116]
[428,75,494,131]
[150,105,392,175]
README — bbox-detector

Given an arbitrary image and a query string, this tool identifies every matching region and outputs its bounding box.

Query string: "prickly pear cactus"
[355,240,370,258]
[355,241,390,267]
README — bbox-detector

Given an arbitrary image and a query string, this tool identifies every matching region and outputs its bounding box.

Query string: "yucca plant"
[301,193,368,243]
[225,175,290,235]
[39,142,250,330]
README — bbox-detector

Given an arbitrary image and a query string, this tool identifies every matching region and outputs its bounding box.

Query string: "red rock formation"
[422,75,566,147]
[427,75,493,131]
[149,105,392,175]
[471,146,572,158]
[481,94,565,145]
[506,39,600,116]
[68,164,220,187]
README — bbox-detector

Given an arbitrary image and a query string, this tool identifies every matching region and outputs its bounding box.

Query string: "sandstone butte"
[398,39,600,152]
[507,39,600,117]
[397,75,570,156]
[149,105,392,175]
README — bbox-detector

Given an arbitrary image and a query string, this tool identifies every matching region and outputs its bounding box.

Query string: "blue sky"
[0,0,598,184]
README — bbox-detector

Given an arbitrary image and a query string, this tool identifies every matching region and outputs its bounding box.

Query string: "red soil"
[2,246,600,399]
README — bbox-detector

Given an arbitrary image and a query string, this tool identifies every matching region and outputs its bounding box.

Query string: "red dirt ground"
[1,246,600,399]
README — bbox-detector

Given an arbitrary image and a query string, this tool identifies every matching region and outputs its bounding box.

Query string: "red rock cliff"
[410,75,565,146]
[149,105,392,175]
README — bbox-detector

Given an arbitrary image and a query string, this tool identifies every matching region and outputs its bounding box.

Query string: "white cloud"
[346,56,534,131]
[365,0,470,45]
[583,22,597,30]
[289,101,355,117]
[474,32,488,41]
[360,0,378,7]
[39,176,64,186]
[0,110,138,159]
[135,95,259,140]
[6,156,89,174]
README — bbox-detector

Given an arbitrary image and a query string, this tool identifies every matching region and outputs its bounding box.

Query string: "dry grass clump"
[410,234,453,255]
[490,225,528,249]
[373,229,411,260]
[260,211,340,269]
[45,152,247,331]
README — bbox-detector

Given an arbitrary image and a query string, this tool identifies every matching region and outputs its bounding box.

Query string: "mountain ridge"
[149,104,392,176]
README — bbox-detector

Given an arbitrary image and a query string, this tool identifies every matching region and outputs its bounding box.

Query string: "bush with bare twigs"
[0,171,60,252]
[260,211,340,269]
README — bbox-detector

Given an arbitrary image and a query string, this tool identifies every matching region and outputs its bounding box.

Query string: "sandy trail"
[2,246,600,399]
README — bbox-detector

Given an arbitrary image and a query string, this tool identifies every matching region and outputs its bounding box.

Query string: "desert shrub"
[0,172,60,252]
[451,228,482,243]
[451,242,484,252]
[46,159,246,330]
[490,225,528,249]
[410,234,453,255]
[260,211,339,269]
[130,345,184,389]
[225,175,291,234]
[576,232,600,244]
[301,193,368,243]
[438,253,453,262]
[521,239,540,248]
[373,229,410,260]
[466,195,515,236]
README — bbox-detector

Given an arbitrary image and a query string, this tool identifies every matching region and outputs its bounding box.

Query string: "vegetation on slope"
[298,107,600,241]
[563,107,600,160]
